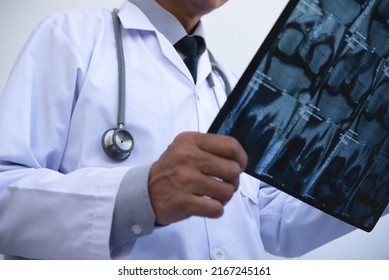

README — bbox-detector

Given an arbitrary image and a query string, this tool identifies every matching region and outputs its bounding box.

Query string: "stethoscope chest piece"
[101,127,134,161]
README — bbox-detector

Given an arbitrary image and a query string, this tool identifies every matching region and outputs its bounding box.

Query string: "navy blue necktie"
[174,36,205,82]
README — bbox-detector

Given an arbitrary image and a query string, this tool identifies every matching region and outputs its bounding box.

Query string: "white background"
[0,0,388,260]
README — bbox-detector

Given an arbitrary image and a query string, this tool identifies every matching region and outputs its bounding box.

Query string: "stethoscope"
[102,9,232,161]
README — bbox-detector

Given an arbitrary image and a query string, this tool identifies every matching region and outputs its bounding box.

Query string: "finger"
[170,165,238,202]
[196,150,242,188]
[192,174,237,205]
[149,164,236,219]
[196,133,248,171]
[184,194,225,219]
[167,132,244,186]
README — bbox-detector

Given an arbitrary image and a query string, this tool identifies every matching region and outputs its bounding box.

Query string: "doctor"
[0,0,361,259]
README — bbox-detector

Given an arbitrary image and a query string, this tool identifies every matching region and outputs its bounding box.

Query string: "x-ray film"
[209,0,389,231]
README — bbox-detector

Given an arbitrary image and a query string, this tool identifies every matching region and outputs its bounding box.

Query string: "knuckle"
[180,196,200,217]
[173,167,195,186]
[175,131,197,144]
[174,132,189,143]
[170,194,193,218]
[226,136,241,153]
[173,195,189,210]
[227,183,237,196]
[225,137,247,167]
[168,145,191,166]
[221,184,236,203]
[228,161,242,176]
[209,204,224,218]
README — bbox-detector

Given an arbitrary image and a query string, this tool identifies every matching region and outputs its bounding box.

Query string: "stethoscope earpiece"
[101,127,134,161]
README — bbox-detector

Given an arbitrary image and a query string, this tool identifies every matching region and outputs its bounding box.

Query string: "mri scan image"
[210,0,389,231]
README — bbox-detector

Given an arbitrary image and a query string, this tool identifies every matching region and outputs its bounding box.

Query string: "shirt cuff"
[110,163,156,252]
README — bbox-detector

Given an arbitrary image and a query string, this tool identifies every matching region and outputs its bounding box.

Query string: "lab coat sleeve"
[110,164,156,259]
[258,183,357,258]
[0,12,139,260]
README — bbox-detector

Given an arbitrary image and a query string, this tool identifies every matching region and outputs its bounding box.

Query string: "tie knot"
[174,35,205,82]
[174,35,205,57]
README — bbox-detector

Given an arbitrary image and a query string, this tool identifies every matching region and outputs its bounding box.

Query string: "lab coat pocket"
[235,174,261,224]
[238,174,260,207]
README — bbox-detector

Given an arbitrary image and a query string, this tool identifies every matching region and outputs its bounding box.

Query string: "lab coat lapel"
[154,34,213,86]
[118,1,211,85]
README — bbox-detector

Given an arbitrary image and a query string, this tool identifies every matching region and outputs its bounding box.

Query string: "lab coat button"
[131,224,142,235]
[211,248,226,260]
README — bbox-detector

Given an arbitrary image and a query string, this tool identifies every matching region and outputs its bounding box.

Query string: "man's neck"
[156,0,201,33]
[128,0,206,44]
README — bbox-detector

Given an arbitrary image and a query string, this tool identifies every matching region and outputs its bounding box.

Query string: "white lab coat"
[0,2,356,259]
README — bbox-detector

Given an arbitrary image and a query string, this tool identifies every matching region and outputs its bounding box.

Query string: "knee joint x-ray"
[210,0,389,231]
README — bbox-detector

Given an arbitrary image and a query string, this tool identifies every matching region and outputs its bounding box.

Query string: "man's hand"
[148,132,248,225]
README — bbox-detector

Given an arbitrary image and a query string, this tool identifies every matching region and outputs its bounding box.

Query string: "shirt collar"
[127,0,206,45]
